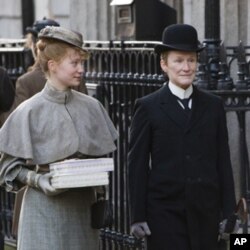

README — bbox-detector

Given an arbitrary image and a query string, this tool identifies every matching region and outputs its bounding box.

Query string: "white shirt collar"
[168,81,193,99]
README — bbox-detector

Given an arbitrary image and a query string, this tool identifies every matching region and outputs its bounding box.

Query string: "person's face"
[49,48,84,90]
[25,33,37,58]
[160,50,197,89]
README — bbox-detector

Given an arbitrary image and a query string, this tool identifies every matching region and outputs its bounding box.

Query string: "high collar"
[42,81,73,104]
[168,81,193,99]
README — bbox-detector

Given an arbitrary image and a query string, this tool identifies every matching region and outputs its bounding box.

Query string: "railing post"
[235,41,248,90]
[217,43,233,90]
[196,49,210,89]
[203,0,221,89]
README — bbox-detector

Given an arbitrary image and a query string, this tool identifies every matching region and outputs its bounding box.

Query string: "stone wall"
[70,0,114,40]
[0,0,22,38]
[34,0,71,28]
[0,0,249,44]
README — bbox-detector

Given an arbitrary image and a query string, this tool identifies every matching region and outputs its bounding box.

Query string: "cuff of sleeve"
[5,165,22,192]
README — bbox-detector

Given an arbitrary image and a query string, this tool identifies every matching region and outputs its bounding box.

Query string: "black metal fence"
[0,39,250,249]
[0,39,33,85]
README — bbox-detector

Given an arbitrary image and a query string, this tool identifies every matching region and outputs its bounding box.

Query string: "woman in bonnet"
[0,26,118,250]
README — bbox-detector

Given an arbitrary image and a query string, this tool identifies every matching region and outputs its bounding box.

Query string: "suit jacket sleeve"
[128,99,152,224]
[217,99,236,218]
[0,76,30,125]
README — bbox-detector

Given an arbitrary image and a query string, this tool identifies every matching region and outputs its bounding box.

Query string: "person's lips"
[74,76,81,81]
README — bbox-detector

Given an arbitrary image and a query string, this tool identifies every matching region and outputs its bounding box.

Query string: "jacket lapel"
[159,84,188,129]
[186,86,208,132]
[159,84,208,131]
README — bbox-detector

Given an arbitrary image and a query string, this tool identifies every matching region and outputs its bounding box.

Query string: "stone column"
[70,0,114,40]
[34,0,50,20]
[183,0,205,42]
[34,0,71,28]
[220,0,239,46]
[0,0,22,38]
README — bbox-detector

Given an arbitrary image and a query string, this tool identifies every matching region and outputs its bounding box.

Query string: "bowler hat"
[38,26,88,53]
[26,17,60,37]
[155,24,205,54]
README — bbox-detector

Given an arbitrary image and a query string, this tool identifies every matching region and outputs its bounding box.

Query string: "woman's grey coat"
[0,83,118,250]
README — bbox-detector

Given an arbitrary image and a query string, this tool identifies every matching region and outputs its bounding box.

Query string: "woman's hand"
[37,172,68,196]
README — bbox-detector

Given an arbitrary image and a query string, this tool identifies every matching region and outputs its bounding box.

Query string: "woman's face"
[49,48,84,90]
[160,50,197,89]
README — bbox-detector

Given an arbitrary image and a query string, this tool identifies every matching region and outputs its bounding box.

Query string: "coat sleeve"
[128,99,152,224]
[0,153,25,192]
[217,100,236,219]
[14,77,31,108]
[0,67,15,112]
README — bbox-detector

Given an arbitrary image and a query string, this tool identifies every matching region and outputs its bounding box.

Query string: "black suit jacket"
[128,84,236,250]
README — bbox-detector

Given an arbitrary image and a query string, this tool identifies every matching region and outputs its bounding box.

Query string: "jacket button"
[185,155,191,160]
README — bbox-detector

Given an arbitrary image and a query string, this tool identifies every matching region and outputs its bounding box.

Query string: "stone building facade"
[0,0,249,47]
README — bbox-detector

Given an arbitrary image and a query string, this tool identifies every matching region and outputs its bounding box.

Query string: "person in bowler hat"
[128,24,237,250]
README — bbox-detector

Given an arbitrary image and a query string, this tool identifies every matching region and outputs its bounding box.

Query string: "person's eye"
[173,58,181,62]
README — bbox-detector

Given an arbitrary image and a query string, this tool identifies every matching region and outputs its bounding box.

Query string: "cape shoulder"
[0,91,118,164]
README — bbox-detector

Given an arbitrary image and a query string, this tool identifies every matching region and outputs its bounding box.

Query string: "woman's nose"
[182,61,190,70]
[78,63,84,73]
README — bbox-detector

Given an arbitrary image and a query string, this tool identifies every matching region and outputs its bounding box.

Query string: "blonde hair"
[36,38,89,76]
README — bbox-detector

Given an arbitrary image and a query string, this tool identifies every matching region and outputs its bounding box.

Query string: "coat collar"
[159,83,208,131]
[168,81,193,99]
[42,82,73,104]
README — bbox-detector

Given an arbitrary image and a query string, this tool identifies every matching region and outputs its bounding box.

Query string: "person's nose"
[78,63,84,73]
[182,61,191,71]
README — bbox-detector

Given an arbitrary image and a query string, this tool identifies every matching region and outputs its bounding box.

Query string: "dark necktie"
[176,97,192,118]
[178,97,191,110]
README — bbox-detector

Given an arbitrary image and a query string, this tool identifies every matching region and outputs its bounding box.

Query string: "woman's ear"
[160,59,168,73]
[48,60,56,72]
